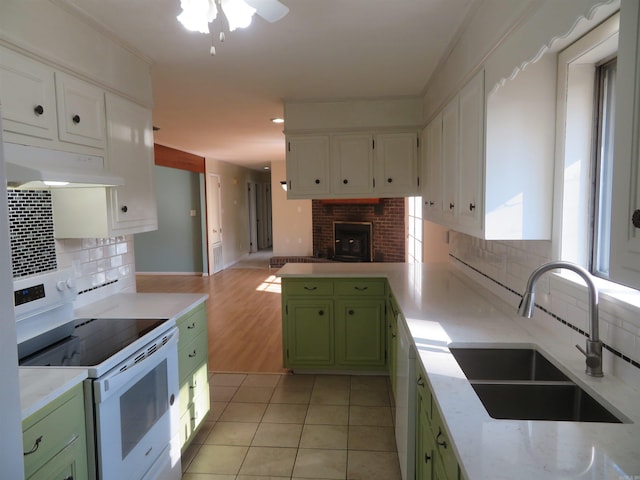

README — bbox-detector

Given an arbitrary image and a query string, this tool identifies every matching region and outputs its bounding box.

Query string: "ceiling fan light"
[222,0,256,31]
[177,0,217,33]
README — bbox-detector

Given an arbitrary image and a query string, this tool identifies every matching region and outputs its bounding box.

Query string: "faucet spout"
[518,261,603,377]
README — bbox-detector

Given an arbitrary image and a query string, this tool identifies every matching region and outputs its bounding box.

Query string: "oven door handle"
[93,328,179,403]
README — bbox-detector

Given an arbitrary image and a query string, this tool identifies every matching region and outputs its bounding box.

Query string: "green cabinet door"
[286,298,334,367]
[335,298,385,367]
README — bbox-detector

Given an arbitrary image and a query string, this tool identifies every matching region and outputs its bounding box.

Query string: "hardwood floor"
[136,261,288,373]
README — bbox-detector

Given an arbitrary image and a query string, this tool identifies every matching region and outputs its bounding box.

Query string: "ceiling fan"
[177,0,289,37]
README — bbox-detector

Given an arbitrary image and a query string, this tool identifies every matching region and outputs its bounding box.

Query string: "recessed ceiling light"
[271,118,284,124]
[263,166,270,170]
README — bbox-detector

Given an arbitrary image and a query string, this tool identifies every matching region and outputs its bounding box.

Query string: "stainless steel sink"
[449,346,624,423]
[449,347,569,381]
[470,383,622,423]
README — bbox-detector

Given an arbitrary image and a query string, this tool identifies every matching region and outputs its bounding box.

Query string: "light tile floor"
[181,373,402,480]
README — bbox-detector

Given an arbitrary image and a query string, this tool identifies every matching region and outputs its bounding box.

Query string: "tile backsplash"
[8,190,57,278]
[449,230,640,388]
[8,190,136,307]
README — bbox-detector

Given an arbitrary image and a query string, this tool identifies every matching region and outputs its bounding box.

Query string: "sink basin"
[449,347,569,381]
[470,383,623,423]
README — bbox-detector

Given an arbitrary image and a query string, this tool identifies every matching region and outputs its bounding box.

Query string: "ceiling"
[59,0,478,170]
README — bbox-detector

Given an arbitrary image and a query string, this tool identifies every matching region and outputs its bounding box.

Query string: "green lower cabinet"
[386,295,398,396]
[335,298,385,367]
[176,301,210,451]
[282,277,387,371]
[22,383,88,480]
[416,363,461,480]
[286,298,334,367]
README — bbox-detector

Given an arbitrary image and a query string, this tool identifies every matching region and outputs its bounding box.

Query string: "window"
[406,196,422,264]
[555,13,619,280]
[592,58,617,278]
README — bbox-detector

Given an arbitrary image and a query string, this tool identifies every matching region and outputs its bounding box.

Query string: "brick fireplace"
[312,198,405,262]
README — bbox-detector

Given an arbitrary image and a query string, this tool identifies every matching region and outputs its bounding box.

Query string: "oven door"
[93,327,181,480]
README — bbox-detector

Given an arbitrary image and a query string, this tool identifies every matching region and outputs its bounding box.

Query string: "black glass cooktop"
[19,317,170,367]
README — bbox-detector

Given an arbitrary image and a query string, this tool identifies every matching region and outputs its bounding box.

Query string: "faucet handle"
[576,343,603,372]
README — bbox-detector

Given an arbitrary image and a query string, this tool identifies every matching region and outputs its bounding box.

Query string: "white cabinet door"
[457,70,484,235]
[441,97,459,226]
[0,46,56,141]
[286,135,331,198]
[374,132,418,195]
[55,72,106,149]
[331,133,373,196]
[106,93,157,234]
[611,0,640,289]
[422,114,443,222]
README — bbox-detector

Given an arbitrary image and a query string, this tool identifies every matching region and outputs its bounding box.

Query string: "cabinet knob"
[121,205,128,213]
[449,203,455,210]
[343,179,349,184]
[417,375,425,387]
[72,114,81,124]
[348,309,355,315]
[632,209,640,228]
[318,310,324,316]
[469,203,476,211]
[387,177,393,183]
[188,349,197,358]
[429,201,434,206]
[187,322,196,329]
[315,179,320,184]
[33,105,44,116]
[424,452,431,464]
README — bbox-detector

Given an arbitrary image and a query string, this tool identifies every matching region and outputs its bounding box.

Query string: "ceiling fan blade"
[244,0,289,23]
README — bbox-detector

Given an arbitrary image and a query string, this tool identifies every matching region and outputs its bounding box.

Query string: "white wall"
[271,160,313,256]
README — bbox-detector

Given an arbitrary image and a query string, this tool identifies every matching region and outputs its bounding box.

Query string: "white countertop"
[277,262,640,479]
[20,292,208,420]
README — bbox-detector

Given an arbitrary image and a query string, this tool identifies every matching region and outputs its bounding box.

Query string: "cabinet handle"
[469,203,476,211]
[436,427,447,449]
[348,309,355,315]
[304,286,318,291]
[449,203,455,210]
[425,452,431,463]
[72,114,81,124]
[187,322,196,329]
[632,209,640,228]
[315,179,320,184]
[354,286,368,291]
[387,177,393,183]
[24,436,43,456]
[188,349,197,358]
[391,333,396,338]
[33,105,44,116]
[343,179,349,184]
[121,205,128,213]
[318,310,324,316]
[417,375,425,387]
[429,201,434,206]
[63,477,74,480]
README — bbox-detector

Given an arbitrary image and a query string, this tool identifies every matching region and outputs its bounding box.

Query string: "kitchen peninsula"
[277,261,640,479]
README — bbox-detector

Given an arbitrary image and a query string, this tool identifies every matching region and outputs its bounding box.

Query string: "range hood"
[4,143,124,189]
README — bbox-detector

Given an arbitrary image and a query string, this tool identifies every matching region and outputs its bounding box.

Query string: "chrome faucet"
[518,261,603,377]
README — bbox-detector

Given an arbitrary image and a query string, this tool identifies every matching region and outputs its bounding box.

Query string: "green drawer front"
[177,303,207,347]
[23,385,85,479]
[179,362,210,414]
[284,279,334,296]
[335,279,385,296]
[178,332,209,383]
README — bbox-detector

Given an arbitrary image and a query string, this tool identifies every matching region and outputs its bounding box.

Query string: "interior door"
[206,173,223,274]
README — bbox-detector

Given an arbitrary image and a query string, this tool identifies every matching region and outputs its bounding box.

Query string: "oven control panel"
[13,268,76,317]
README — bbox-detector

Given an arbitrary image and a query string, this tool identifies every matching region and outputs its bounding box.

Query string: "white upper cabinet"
[374,132,419,195]
[457,71,484,234]
[611,0,640,289]
[105,93,157,234]
[0,45,56,141]
[424,64,554,240]
[331,133,373,196]
[55,72,106,149]
[286,135,331,198]
[422,114,443,222]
